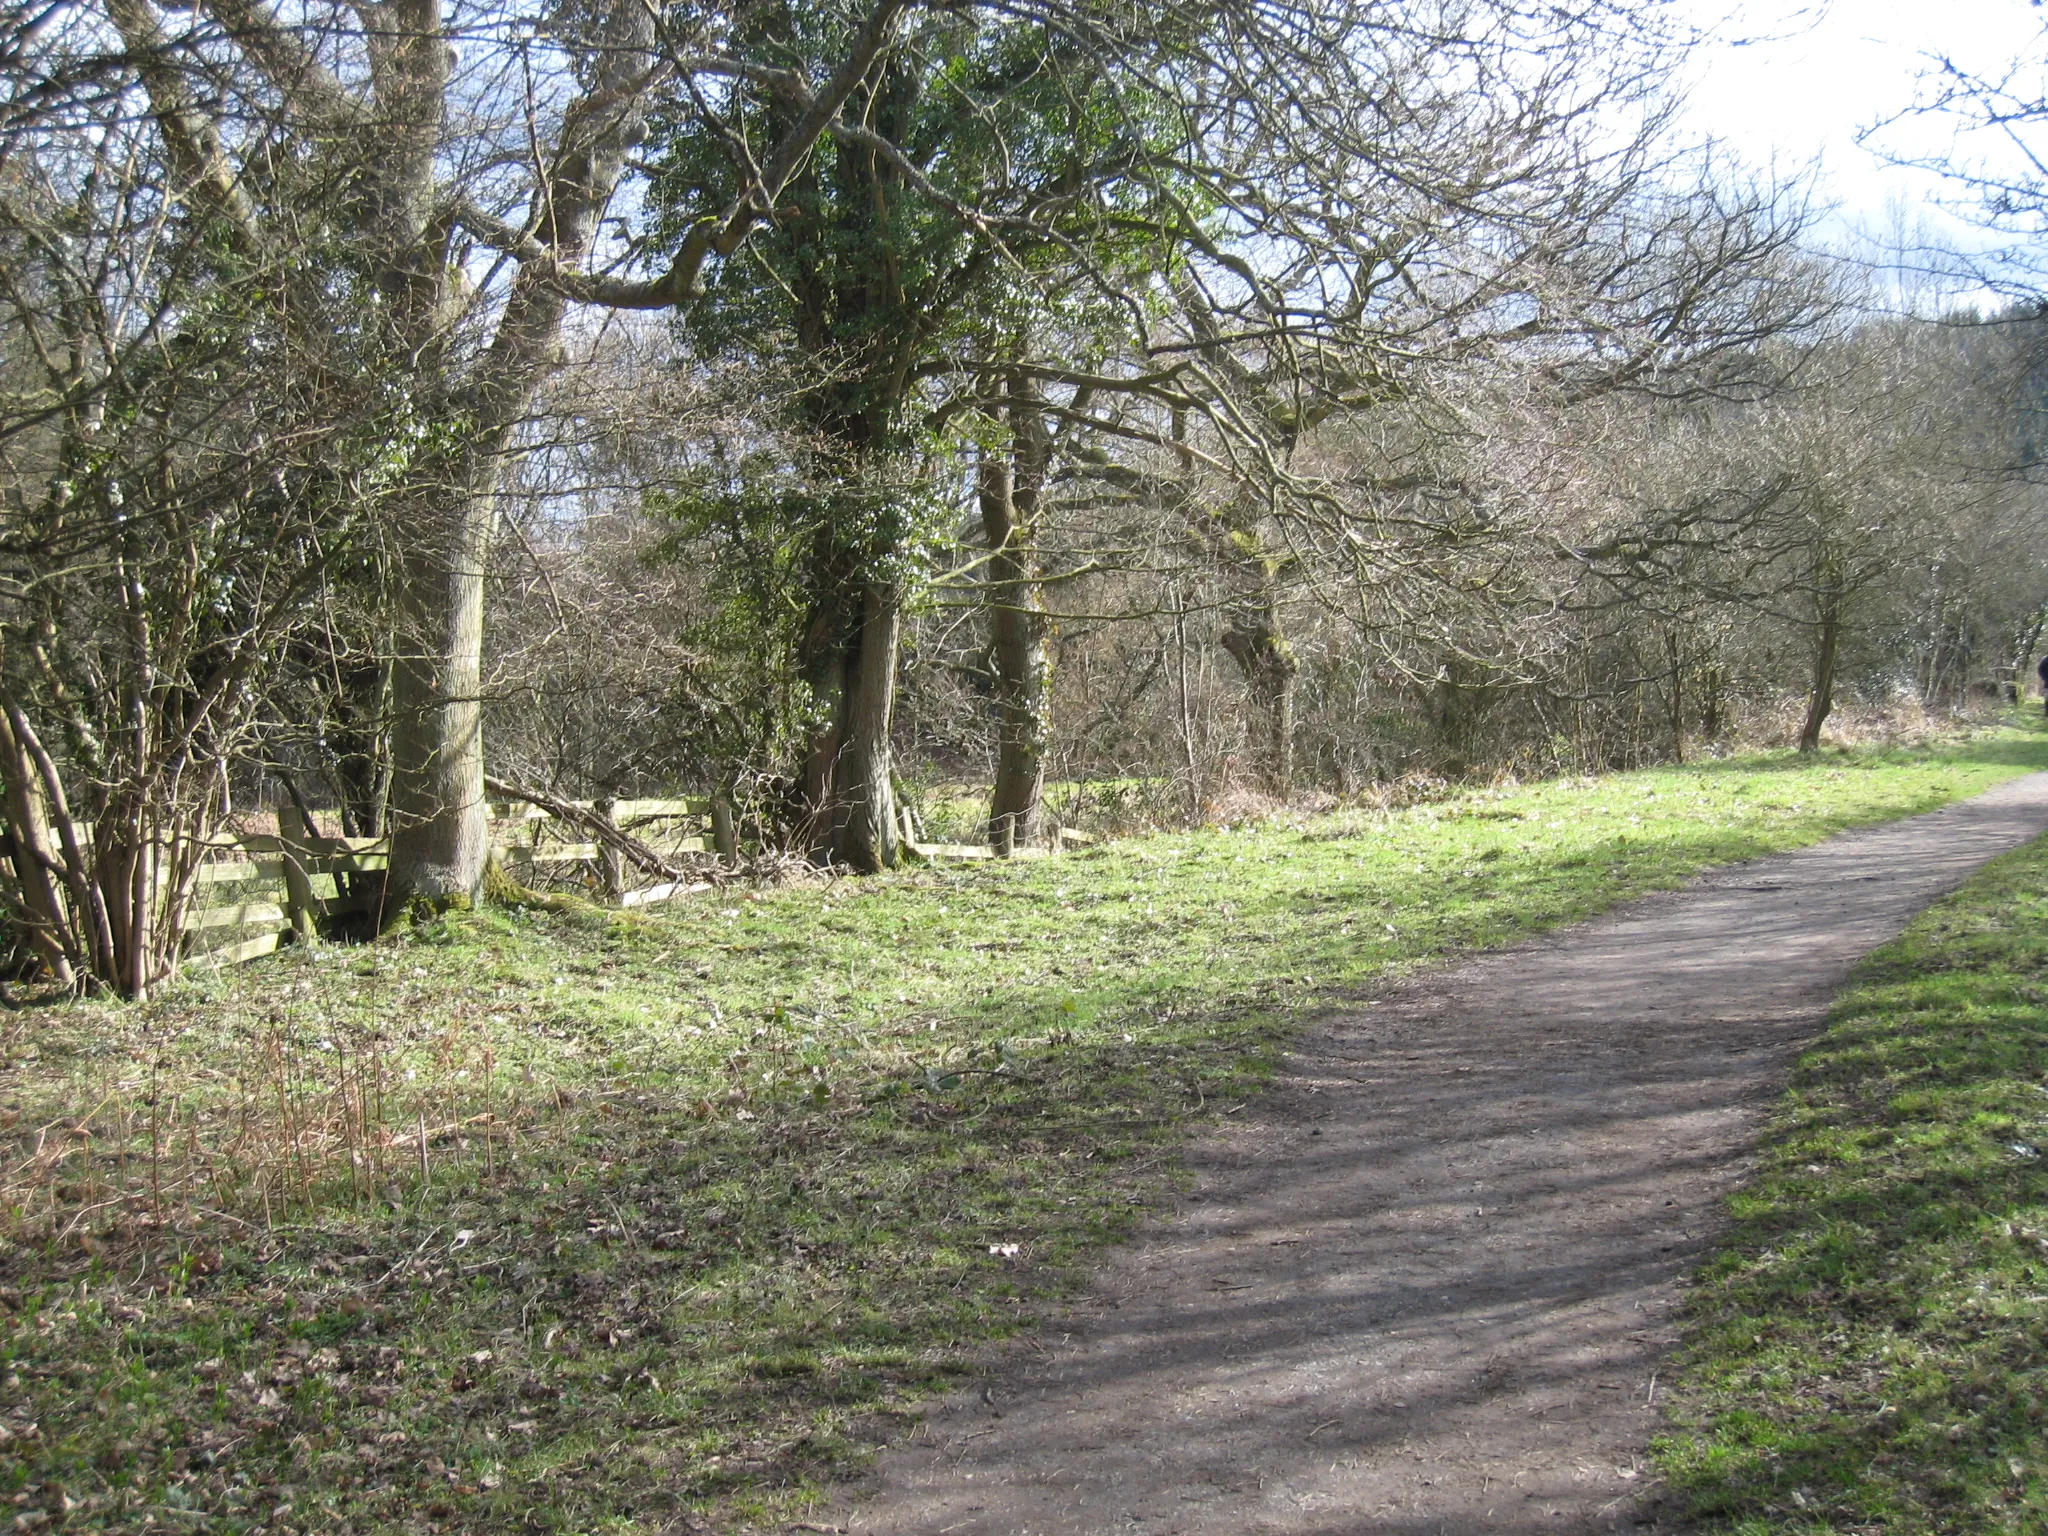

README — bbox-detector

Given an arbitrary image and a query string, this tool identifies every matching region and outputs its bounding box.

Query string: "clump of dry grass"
[1814,696,2011,751]
[0,1005,549,1252]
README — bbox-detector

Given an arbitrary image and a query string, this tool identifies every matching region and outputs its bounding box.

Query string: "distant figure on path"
[2038,653,2048,715]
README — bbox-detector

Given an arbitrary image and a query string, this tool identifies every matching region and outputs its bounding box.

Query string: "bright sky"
[1672,0,2046,265]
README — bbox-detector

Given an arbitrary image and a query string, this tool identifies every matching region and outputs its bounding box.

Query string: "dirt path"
[831,774,2048,1536]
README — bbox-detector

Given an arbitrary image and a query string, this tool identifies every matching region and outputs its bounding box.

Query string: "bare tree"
[1871,18,2048,298]
[0,82,390,992]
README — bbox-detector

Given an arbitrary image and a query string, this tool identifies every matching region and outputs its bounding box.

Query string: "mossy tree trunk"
[980,375,1053,853]
[799,572,903,873]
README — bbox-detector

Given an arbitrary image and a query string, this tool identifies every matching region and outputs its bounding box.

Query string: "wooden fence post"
[710,795,737,865]
[278,805,319,946]
[595,797,625,902]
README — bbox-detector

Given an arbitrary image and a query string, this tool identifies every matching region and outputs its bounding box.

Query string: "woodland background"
[6,0,2048,994]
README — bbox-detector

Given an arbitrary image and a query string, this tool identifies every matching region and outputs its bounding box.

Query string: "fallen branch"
[484,776,700,884]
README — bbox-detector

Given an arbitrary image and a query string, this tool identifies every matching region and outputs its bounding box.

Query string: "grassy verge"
[1656,795,2048,1535]
[3,724,2046,1535]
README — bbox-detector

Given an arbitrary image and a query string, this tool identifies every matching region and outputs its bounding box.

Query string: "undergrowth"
[1657,794,2048,1534]
[2,725,2046,1534]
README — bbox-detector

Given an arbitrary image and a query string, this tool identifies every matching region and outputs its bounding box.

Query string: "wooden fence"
[187,797,720,968]
[185,798,1094,970]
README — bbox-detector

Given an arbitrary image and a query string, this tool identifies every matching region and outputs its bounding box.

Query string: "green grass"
[3,723,2047,1535]
[1656,796,2048,1535]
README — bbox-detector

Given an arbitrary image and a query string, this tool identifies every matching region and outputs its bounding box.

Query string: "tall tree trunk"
[1799,601,1841,754]
[1699,661,1726,741]
[1432,665,1476,775]
[834,583,901,872]
[1665,629,1686,763]
[384,487,496,913]
[2009,608,2046,703]
[370,0,652,915]
[1173,590,1201,816]
[798,574,903,873]
[1205,500,1296,795]
[800,641,848,852]
[1221,608,1298,795]
[981,379,1052,853]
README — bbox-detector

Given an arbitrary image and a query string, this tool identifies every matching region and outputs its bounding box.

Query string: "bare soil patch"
[832,773,2048,1535]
